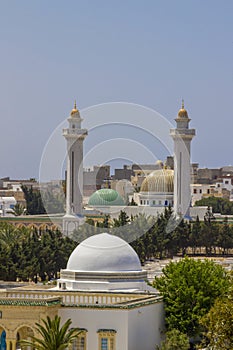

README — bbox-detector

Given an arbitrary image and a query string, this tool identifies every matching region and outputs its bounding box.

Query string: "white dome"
[67,233,142,272]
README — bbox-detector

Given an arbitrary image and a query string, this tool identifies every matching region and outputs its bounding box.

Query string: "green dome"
[88,189,125,206]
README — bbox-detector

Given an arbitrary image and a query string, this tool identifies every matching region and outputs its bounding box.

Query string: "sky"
[0,0,233,179]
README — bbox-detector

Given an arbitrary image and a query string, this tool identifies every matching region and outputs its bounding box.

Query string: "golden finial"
[178,99,188,118]
[181,99,184,109]
[70,100,79,116]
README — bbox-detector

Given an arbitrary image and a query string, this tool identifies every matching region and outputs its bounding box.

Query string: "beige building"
[0,233,164,350]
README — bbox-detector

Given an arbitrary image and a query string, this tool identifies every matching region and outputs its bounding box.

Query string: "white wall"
[59,302,164,350]
[59,307,128,350]
[128,302,164,350]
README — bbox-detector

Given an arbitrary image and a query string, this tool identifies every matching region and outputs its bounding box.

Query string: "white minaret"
[62,102,88,234]
[170,101,195,217]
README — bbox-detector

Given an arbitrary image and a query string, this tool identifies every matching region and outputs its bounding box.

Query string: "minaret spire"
[170,103,195,218]
[63,101,88,235]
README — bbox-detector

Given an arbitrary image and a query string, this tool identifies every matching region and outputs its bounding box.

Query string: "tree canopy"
[22,185,65,215]
[73,208,233,262]
[195,196,233,215]
[156,329,190,350]
[153,257,229,337]
[200,285,233,349]
[0,223,76,281]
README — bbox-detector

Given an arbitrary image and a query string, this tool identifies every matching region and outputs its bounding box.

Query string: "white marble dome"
[59,233,148,291]
[67,233,142,272]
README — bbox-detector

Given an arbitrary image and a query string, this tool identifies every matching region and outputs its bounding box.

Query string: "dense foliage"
[200,285,233,349]
[156,329,190,350]
[195,196,233,215]
[73,208,233,261]
[22,185,46,214]
[153,257,229,337]
[22,185,64,215]
[0,223,76,281]
[20,315,80,350]
[131,210,233,261]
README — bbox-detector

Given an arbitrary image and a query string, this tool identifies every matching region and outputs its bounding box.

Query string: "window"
[152,200,155,205]
[207,189,210,194]
[101,338,108,350]
[98,330,116,350]
[70,331,87,350]
[199,189,202,194]
[225,180,229,184]
[193,189,197,194]
[165,200,168,206]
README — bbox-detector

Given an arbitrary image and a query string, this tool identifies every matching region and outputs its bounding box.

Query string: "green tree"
[10,203,26,216]
[152,207,175,259]
[128,197,138,206]
[189,216,201,254]
[113,210,130,227]
[200,207,217,255]
[41,189,65,214]
[156,329,189,350]
[153,257,229,337]
[22,185,46,215]
[20,315,80,350]
[172,219,190,257]
[103,214,110,228]
[195,196,233,215]
[201,298,233,349]
[0,223,76,282]
[200,282,233,350]
[72,222,99,243]
[217,217,233,254]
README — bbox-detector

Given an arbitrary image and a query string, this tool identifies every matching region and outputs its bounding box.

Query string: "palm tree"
[10,203,26,216]
[20,315,81,350]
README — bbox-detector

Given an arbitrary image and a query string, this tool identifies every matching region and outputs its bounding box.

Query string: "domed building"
[88,189,125,207]
[0,233,164,350]
[59,233,147,291]
[135,168,174,207]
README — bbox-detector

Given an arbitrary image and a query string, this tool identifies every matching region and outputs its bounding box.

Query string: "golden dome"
[141,169,174,193]
[178,99,188,118]
[70,100,79,116]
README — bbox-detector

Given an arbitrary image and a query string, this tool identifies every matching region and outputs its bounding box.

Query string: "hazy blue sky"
[0,1,232,179]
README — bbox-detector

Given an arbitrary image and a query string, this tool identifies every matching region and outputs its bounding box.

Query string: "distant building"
[134,169,174,207]
[84,165,110,196]
[0,177,30,208]
[113,165,133,181]
[111,179,134,203]
[0,197,17,216]
[196,168,222,184]
[131,162,163,189]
